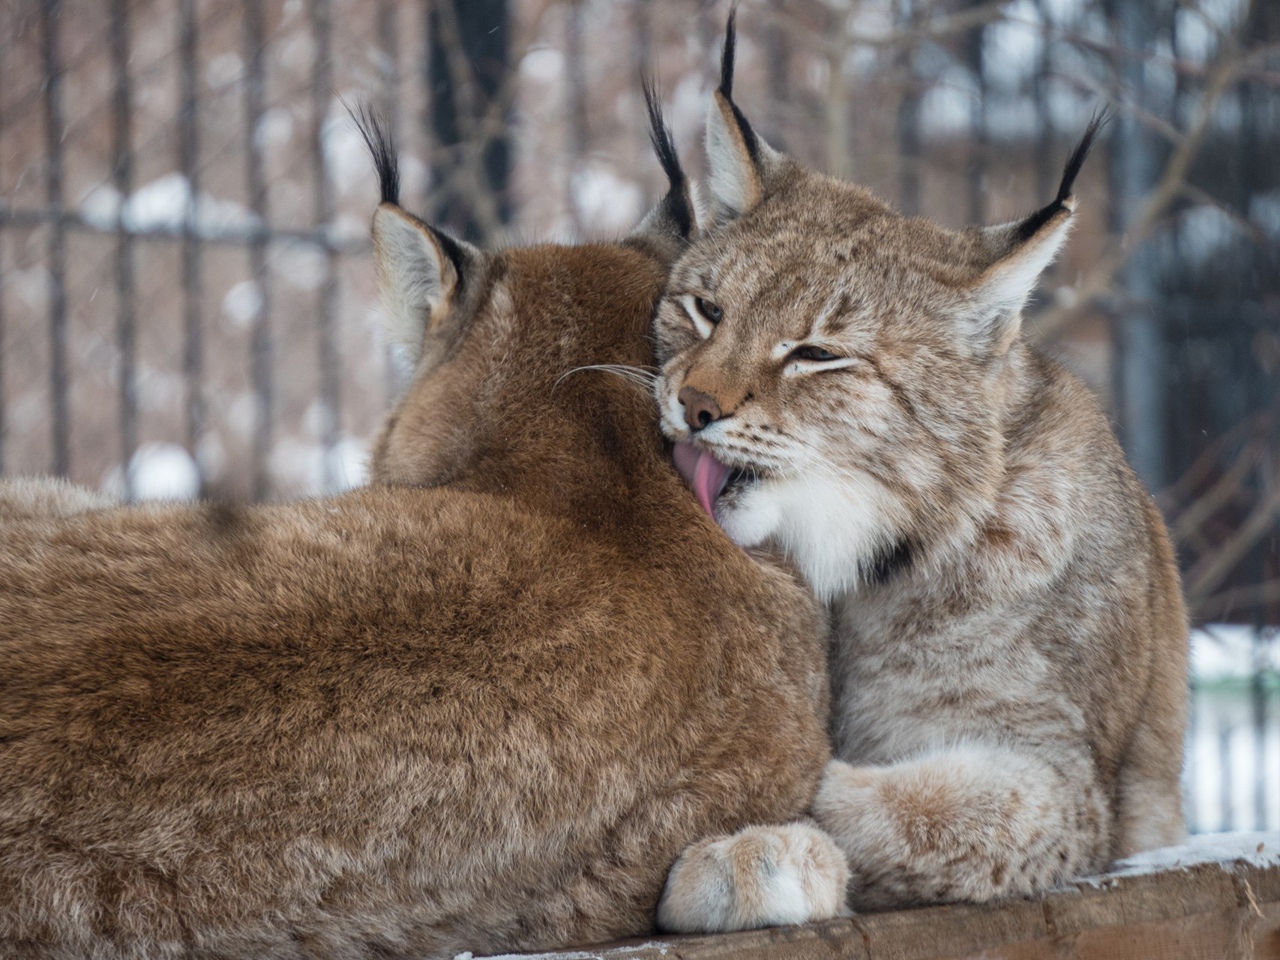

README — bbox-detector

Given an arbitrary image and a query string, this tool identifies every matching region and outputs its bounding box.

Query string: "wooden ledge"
[488,839,1279,960]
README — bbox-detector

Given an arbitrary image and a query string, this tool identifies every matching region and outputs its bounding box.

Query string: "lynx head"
[353,95,692,505]
[656,14,1101,599]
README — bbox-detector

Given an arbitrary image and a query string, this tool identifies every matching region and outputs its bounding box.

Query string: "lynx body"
[657,20,1187,929]
[0,109,830,958]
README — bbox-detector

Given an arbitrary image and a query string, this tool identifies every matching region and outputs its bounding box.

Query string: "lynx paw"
[657,822,850,933]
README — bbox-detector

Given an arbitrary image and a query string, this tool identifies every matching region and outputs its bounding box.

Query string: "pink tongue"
[672,442,732,518]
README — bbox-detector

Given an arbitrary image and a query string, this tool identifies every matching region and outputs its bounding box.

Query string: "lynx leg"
[657,822,849,933]
[1114,707,1187,856]
[813,745,1109,910]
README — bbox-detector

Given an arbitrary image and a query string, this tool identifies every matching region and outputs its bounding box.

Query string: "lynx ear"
[705,10,785,225]
[372,205,476,363]
[353,104,478,365]
[961,115,1105,354]
[628,79,696,263]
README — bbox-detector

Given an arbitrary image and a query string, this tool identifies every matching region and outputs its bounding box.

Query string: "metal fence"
[0,0,1276,833]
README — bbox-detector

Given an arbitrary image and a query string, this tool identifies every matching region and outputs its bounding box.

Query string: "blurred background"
[0,0,1276,836]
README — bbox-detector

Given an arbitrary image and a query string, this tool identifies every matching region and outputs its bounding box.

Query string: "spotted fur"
[657,18,1187,926]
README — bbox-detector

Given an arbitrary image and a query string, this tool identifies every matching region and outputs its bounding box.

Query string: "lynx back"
[0,101,830,958]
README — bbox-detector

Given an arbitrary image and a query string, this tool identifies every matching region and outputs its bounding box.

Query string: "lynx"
[655,18,1188,931]
[0,100,832,958]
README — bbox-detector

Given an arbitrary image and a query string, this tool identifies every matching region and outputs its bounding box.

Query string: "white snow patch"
[255,107,295,150]
[222,281,264,330]
[1039,0,1084,26]
[1249,190,1280,237]
[1105,832,1278,878]
[985,95,1039,139]
[571,164,644,235]
[1174,7,1222,65]
[268,435,368,496]
[324,113,373,194]
[985,1,1042,92]
[102,443,201,502]
[474,942,670,960]
[79,173,261,237]
[1177,203,1238,263]
[274,245,328,292]
[520,47,564,84]
[9,265,51,309]
[668,73,708,146]
[1192,625,1280,680]
[920,68,975,139]
[206,53,242,90]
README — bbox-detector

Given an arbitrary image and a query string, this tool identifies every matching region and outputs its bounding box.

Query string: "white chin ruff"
[723,471,899,601]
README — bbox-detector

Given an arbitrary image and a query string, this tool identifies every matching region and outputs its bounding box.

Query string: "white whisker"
[554,364,660,391]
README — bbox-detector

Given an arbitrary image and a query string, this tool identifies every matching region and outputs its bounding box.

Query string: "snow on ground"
[1106,831,1279,878]
[1192,624,1280,678]
[458,943,671,960]
[1186,625,1279,834]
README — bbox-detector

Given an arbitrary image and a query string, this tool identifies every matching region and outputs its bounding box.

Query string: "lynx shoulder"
[656,15,1187,927]
[0,100,830,958]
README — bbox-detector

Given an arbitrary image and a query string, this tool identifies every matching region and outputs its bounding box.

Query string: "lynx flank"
[0,101,831,958]
[656,18,1187,931]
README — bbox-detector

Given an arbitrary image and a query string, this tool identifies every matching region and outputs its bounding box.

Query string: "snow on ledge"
[459,944,671,960]
[1089,831,1278,883]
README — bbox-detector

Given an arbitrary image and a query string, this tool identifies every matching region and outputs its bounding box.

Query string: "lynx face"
[655,193,1027,598]
[656,67,1088,600]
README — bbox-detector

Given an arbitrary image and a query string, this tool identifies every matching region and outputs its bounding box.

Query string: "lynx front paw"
[657,822,850,934]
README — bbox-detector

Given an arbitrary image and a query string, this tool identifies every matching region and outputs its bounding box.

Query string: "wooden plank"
[498,858,1280,960]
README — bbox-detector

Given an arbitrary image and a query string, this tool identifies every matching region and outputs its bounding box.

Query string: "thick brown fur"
[0,117,830,956]
[655,17,1186,928]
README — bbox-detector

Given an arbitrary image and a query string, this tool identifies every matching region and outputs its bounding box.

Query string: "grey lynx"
[656,17,1187,931]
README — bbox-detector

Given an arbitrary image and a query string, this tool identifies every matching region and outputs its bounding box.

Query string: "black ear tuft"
[347,99,400,207]
[720,6,739,99]
[717,6,760,163]
[1054,107,1109,207]
[642,78,693,239]
[1015,108,1109,241]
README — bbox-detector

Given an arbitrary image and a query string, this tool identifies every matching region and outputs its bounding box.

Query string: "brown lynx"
[656,18,1188,931]
[0,101,832,957]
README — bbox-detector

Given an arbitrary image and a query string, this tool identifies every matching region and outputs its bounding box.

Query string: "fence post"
[1107,0,1167,493]
[426,0,511,243]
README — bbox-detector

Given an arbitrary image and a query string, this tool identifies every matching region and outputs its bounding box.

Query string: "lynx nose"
[679,386,723,431]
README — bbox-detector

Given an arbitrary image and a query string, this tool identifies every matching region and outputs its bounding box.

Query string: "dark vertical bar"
[1186,675,1200,832]
[965,10,987,224]
[0,34,6,477]
[1250,630,1264,829]
[41,0,70,477]
[244,0,272,500]
[426,0,511,242]
[377,0,401,143]
[1032,0,1053,204]
[1106,0,1166,491]
[178,0,204,491]
[110,0,137,501]
[632,0,651,82]
[377,0,404,404]
[895,0,921,216]
[763,7,791,149]
[310,0,340,492]
[1218,724,1233,831]
[565,0,587,234]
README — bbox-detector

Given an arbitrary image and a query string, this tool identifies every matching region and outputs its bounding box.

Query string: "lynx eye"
[694,298,723,324]
[790,345,841,362]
